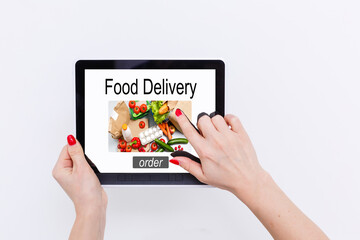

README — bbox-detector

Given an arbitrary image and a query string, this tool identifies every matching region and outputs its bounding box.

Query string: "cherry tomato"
[119,139,127,149]
[175,147,177,150]
[151,142,158,151]
[129,101,136,109]
[117,144,121,149]
[160,138,165,143]
[125,145,132,152]
[139,121,145,129]
[140,104,147,113]
[134,106,140,114]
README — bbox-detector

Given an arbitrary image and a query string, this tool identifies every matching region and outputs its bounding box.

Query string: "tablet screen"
[84,69,216,173]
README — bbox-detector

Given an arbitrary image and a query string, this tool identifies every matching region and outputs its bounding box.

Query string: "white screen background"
[85,69,216,173]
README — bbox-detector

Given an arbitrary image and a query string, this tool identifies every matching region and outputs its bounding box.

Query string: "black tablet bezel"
[75,60,225,185]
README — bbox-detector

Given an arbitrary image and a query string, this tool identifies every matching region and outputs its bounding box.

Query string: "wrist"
[71,201,107,240]
[75,196,108,219]
[74,190,108,217]
[231,169,273,207]
[75,203,107,221]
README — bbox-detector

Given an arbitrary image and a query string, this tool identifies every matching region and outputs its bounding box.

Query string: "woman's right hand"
[171,109,267,202]
[171,109,329,240]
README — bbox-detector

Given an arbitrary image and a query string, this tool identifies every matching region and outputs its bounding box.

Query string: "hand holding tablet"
[52,135,108,218]
[170,109,264,196]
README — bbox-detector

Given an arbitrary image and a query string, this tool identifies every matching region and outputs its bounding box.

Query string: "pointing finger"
[175,108,204,151]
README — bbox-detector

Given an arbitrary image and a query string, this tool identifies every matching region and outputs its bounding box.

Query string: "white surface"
[0,1,359,239]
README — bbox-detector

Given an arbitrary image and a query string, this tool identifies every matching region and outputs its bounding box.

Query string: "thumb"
[66,135,86,166]
[170,157,207,184]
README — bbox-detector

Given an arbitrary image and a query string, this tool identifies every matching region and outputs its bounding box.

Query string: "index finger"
[175,108,205,150]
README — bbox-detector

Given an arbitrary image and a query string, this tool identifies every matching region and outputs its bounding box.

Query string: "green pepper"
[155,148,165,152]
[155,139,174,152]
[167,138,188,145]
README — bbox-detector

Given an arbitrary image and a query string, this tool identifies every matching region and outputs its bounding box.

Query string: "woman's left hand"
[53,135,107,240]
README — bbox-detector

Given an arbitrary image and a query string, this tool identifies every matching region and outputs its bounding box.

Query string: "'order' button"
[133,156,169,168]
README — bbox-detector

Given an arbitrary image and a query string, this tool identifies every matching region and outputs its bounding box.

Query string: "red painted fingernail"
[169,159,179,165]
[67,135,76,146]
[175,108,182,117]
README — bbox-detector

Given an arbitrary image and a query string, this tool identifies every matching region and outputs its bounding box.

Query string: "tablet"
[75,60,224,185]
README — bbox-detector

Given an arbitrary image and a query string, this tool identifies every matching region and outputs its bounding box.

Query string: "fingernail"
[67,135,76,146]
[175,108,182,117]
[169,159,179,165]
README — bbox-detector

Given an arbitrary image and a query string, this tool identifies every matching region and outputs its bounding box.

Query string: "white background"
[1,1,359,239]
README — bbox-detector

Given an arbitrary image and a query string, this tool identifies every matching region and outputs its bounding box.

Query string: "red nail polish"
[175,109,182,117]
[67,135,76,146]
[169,159,180,165]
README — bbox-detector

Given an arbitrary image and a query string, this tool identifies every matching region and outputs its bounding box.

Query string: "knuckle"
[197,115,209,127]
[227,115,241,128]
[196,118,203,129]
[225,113,235,119]
[232,115,241,125]
[179,115,191,129]
[234,117,241,126]
[225,114,237,123]
[212,115,223,123]
[210,118,218,127]
[196,149,205,158]
[68,146,82,156]
[177,115,186,126]
[220,137,230,148]
[52,169,58,180]
[224,130,236,140]
[209,132,225,147]
[185,162,192,172]
[214,131,225,141]
[228,115,236,123]
[200,150,213,160]
[198,175,207,184]
[199,173,209,183]
[224,114,231,121]
[182,160,190,172]
[196,146,207,157]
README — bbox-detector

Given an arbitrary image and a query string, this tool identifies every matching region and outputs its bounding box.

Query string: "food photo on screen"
[108,100,192,154]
